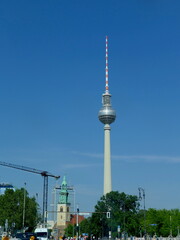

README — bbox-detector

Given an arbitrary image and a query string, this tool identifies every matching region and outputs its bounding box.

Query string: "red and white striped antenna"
[105,36,109,94]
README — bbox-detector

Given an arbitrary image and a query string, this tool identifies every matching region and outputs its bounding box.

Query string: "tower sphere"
[98,93,116,125]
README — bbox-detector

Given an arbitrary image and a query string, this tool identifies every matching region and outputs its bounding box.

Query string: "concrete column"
[104,124,112,195]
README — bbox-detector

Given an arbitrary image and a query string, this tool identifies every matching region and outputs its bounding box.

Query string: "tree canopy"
[0,188,39,232]
[90,191,140,238]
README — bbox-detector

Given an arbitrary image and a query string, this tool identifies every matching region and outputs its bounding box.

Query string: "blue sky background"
[0,0,180,215]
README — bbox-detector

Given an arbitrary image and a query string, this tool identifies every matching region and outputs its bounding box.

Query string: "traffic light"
[106,212,111,218]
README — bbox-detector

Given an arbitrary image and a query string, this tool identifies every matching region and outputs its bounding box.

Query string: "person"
[2,235,9,240]
[30,236,35,240]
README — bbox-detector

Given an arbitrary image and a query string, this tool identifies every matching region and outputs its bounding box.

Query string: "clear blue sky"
[0,0,180,214]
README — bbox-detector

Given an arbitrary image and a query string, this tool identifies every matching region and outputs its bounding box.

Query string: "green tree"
[64,218,91,238]
[79,218,91,235]
[0,188,39,232]
[89,191,140,238]
[64,224,74,237]
[144,208,180,237]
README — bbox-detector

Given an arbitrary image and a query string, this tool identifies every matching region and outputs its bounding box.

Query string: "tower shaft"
[104,124,112,194]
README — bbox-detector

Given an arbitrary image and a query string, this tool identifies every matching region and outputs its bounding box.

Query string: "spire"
[105,36,109,94]
[61,176,67,188]
[59,176,69,204]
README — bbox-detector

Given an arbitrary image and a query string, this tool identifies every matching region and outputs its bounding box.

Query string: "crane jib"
[0,160,60,225]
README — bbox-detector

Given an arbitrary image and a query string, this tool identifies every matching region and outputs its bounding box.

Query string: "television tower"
[98,36,116,195]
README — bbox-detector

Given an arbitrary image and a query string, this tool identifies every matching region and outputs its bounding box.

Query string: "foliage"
[64,218,91,237]
[79,218,91,235]
[145,208,180,237]
[64,224,74,237]
[0,188,39,232]
[89,191,140,238]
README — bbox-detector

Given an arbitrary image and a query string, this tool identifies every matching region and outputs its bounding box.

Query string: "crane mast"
[0,161,60,225]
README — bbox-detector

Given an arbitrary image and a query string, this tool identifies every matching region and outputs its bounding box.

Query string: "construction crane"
[0,161,60,224]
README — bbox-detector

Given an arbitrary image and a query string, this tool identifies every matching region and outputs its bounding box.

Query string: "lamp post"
[138,187,146,238]
[76,205,79,240]
[22,182,26,231]
[120,200,125,234]
[170,215,172,237]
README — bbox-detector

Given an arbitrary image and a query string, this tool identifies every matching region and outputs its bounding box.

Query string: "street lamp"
[120,200,126,235]
[138,187,146,238]
[170,215,172,237]
[22,182,26,231]
[76,205,79,240]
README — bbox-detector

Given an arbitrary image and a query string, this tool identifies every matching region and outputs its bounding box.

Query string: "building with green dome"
[56,176,71,236]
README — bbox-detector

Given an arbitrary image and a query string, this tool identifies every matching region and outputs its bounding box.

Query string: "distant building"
[69,214,85,225]
[56,176,71,237]
[0,183,14,195]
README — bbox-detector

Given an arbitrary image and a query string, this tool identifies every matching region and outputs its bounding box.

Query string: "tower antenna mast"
[105,36,109,94]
